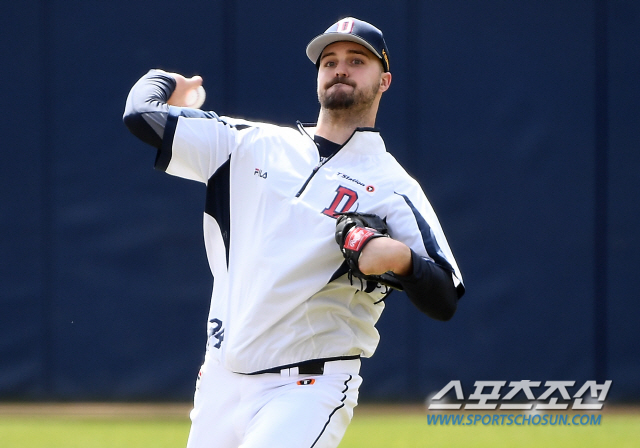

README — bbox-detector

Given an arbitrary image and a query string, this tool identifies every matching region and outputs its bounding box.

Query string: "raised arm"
[123,69,207,149]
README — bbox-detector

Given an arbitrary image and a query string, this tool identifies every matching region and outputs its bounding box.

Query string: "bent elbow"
[411,293,458,321]
[437,302,457,321]
[431,299,457,322]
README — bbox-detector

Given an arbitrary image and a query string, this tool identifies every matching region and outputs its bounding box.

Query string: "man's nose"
[333,61,348,77]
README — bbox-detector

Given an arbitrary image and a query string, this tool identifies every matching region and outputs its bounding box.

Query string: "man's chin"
[322,92,355,110]
[323,101,355,111]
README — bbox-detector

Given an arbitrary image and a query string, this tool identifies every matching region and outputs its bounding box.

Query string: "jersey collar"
[296,122,386,155]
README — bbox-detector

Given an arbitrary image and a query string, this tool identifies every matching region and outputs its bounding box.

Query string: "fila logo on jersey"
[297,379,316,386]
[254,168,267,179]
[345,227,375,251]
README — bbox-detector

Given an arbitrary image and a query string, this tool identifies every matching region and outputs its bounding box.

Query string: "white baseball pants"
[186,354,362,448]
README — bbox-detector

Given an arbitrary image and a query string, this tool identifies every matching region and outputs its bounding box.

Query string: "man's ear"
[380,72,392,93]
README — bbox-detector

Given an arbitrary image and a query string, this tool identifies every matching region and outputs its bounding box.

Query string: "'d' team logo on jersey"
[345,227,375,251]
[337,18,355,34]
[322,186,358,218]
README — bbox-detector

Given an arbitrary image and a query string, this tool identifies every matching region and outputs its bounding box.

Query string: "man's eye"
[325,61,336,67]
[352,59,363,65]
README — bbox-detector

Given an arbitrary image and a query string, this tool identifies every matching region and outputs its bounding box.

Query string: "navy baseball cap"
[306,17,390,72]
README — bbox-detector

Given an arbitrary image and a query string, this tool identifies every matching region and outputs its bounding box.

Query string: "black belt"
[251,355,360,375]
[262,360,325,375]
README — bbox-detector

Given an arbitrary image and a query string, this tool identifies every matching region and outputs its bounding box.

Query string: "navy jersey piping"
[205,157,232,267]
[395,192,456,274]
[294,125,381,198]
[155,111,179,171]
[310,375,353,448]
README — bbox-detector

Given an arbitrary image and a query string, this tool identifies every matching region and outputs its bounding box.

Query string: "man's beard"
[319,76,379,111]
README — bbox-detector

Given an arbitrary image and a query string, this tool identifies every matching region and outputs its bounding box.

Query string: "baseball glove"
[335,212,404,291]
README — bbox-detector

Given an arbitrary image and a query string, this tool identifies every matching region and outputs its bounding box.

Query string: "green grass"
[0,417,189,448]
[0,408,638,448]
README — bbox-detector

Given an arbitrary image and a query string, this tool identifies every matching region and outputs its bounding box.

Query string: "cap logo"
[382,49,390,70]
[337,18,355,34]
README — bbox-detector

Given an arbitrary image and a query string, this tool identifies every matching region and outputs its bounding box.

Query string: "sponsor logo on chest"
[336,172,375,193]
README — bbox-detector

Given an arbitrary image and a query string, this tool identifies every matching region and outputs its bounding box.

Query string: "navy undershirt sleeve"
[123,70,176,149]
[396,249,458,321]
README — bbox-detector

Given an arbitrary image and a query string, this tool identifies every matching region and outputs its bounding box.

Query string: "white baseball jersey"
[158,107,463,374]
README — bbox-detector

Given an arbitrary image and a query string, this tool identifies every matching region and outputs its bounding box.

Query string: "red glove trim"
[343,227,376,252]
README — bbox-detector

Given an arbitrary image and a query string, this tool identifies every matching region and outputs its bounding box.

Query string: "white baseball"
[185,85,206,109]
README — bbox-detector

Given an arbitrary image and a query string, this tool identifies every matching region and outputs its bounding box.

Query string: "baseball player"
[123,17,464,448]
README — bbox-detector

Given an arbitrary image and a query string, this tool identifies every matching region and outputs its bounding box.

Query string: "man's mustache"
[325,77,356,90]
